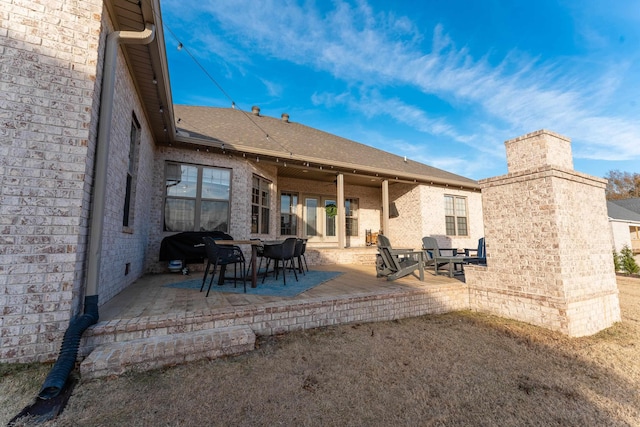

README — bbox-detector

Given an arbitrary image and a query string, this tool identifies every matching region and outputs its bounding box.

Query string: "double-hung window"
[345,198,359,236]
[444,195,468,236]
[251,175,270,234]
[280,192,298,235]
[164,163,231,232]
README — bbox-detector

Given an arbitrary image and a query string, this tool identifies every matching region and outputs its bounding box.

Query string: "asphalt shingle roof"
[173,105,478,188]
[610,198,640,215]
[607,201,640,222]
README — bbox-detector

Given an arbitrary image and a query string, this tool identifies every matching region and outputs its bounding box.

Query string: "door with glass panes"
[303,196,338,243]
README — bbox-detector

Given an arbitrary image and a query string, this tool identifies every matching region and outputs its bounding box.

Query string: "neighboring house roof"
[607,201,640,223]
[610,198,640,216]
[173,105,479,189]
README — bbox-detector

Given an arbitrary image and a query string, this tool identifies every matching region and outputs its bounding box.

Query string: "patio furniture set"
[376,235,486,281]
[159,231,309,296]
[200,236,309,297]
[160,230,483,297]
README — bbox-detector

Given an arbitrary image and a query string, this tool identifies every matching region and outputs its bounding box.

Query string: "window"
[251,175,271,234]
[280,192,298,235]
[345,198,359,236]
[631,226,640,254]
[164,163,230,232]
[444,195,468,236]
[123,115,140,227]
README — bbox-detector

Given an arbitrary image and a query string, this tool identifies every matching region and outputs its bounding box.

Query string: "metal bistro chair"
[261,237,298,285]
[201,236,246,296]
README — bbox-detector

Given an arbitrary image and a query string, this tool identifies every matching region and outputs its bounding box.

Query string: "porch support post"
[337,173,346,248]
[382,179,389,235]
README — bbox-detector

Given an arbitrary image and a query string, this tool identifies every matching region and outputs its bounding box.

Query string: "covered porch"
[79,263,468,379]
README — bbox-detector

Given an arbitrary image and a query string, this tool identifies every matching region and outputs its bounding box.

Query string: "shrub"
[619,245,639,275]
[613,250,621,272]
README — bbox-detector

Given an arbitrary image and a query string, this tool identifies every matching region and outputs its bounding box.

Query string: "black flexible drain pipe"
[38,295,99,400]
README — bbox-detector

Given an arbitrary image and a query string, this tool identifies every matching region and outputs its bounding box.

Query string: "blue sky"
[160,0,640,180]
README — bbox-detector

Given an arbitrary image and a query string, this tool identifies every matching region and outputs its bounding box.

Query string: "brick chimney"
[466,129,620,337]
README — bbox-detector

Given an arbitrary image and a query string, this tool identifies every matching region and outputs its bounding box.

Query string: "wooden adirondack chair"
[376,235,424,281]
[421,236,466,278]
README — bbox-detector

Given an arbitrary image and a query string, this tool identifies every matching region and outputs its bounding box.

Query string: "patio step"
[79,325,256,379]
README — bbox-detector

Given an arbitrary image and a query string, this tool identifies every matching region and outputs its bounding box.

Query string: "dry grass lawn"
[2,276,639,426]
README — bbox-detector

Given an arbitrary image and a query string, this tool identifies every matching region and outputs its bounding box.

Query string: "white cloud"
[260,79,283,98]
[169,0,640,164]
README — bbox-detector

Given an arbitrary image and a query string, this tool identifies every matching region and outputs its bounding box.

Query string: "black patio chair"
[261,237,298,285]
[291,238,306,276]
[200,232,234,287]
[298,238,309,273]
[201,236,246,296]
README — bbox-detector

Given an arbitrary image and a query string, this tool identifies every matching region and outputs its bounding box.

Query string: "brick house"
[1,0,482,363]
[154,105,483,271]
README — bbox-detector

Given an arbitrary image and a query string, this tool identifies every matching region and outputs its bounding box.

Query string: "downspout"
[38,23,156,400]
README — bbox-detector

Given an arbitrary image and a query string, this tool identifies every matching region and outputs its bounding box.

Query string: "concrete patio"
[78,263,468,379]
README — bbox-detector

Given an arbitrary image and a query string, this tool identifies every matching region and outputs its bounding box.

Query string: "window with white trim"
[164,163,231,232]
[345,198,359,237]
[631,226,640,254]
[444,195,468,236]
[280,192,298,235]
[251,175,271,234]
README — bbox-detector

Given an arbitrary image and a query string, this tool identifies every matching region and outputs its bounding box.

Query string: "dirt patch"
[3,278,640,426]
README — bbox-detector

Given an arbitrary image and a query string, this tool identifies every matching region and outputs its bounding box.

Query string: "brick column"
[465,130,620,337]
